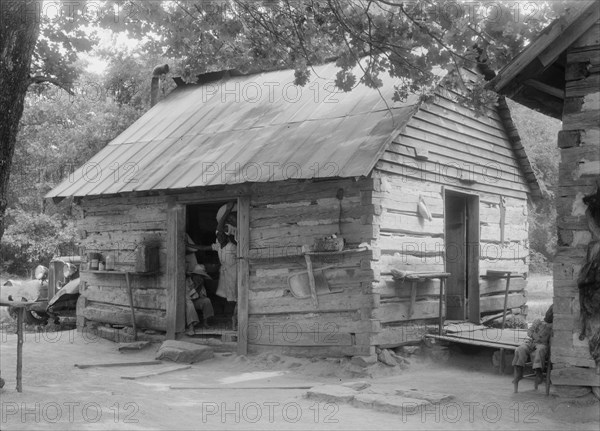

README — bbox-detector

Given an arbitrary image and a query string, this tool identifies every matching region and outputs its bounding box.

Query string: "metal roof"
[47,62,420,198]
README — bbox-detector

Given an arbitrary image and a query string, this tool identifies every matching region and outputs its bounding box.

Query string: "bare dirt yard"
[1,325,598,431]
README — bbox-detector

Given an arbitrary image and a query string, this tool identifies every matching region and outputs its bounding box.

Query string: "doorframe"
[442,187,480,323]
[165,195,250,351]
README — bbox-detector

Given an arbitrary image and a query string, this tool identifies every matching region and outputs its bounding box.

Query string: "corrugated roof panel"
[46,61,420,198]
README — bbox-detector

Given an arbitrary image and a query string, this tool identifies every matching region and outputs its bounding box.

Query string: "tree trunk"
[0,1,40,241]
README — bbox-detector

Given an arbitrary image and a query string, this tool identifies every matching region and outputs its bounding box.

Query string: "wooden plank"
[245,324,353,346]
[249,291,377,315]
[479,293,526,314]
[83,302,166,331]
[480,242,529,261]
[571,21,600,49]
[375,161,528,201]
[371,324,431,347]
[248,343,373,358]
[16,308,23,392]
[248,311,378,334]
[75,361,162,369]
[121,365,191,380]
[479,277,526,296]
[378,234,443,256]
[467,194,480,324]
[250,178,368,206]
[563,109,600,131]
[565,74,600,98]
[249,222,376,246]
[427,334,518,350]
[380,152,528,194]
[380,211,444,236]
[379,193,444,217]
[237,196,250,355]
[166,205,186,339]
[374,277,441,298]
[551,367,600,386]
[82,285,165,310]
[81,272,166,289]
[379,253,446,273]
[551,348,596,368]
[409,110,518,155]
[372,299,441,323]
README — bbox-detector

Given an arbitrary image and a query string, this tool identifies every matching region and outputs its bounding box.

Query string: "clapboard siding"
[369,91,531,346]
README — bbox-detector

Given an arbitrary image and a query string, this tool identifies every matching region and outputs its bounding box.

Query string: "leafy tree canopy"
[93,0,572,107]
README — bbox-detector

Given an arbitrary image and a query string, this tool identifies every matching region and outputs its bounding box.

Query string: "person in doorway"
[187,202,239,330]
[512,305,553,392]
[185,264,214,335]
[213,202,238,330]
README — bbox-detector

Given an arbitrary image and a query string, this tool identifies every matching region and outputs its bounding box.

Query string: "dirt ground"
[1,327,598,431]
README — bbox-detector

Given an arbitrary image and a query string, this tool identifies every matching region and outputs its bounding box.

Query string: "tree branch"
[29,76,74,95]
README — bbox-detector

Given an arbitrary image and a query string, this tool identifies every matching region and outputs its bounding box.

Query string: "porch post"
[166,203,186,339]
[237,196,250,355]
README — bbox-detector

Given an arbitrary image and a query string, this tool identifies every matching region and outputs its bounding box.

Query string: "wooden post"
[166,204,186,339]
[237,196,250,356]
[125,272,138,341]
[501,272,512,330]
[16,307,23,393]
[439,278,445,336]
[499,271,512,374]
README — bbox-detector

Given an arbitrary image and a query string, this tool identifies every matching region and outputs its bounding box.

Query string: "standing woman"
[213,202,238,329]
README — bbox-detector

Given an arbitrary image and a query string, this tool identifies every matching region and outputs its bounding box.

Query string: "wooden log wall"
[552,21,600,380]
[78,195,169,331]
[370,87,531,346]
[246,178,379,357]
[75,178,381,357]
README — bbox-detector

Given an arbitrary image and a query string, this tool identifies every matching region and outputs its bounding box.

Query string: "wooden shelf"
[304,247,369,256]
[82,270,159,276]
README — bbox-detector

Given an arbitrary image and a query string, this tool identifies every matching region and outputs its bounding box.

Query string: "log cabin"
[489,0,600,396]
[46,59,541,358]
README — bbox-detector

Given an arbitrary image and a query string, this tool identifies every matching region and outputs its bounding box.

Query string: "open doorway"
[185,201,238,334]
[444,190,480,323]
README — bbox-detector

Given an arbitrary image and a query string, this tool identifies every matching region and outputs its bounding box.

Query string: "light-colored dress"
[213,241,237,302]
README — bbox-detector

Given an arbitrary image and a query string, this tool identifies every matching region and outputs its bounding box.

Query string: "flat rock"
[352,393,430,414]
[553,385,592,398]
[118,341,151,352]
[396,346,420,356]
[378,349,397,367]
[350,355,378,368]
[155,340,214,364]
[395,389,454,403]
[341,381,371,391]
[389,351,410,367]
[306,385,358,403]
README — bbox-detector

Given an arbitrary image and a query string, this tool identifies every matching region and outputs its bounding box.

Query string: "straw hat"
[216,202,237,222]
[186,263,212,279]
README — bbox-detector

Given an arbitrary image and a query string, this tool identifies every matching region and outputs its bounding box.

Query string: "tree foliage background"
[1,0,571,275]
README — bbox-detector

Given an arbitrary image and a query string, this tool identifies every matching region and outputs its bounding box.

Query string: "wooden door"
[445,192,467,320]
[444,191,480,323]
